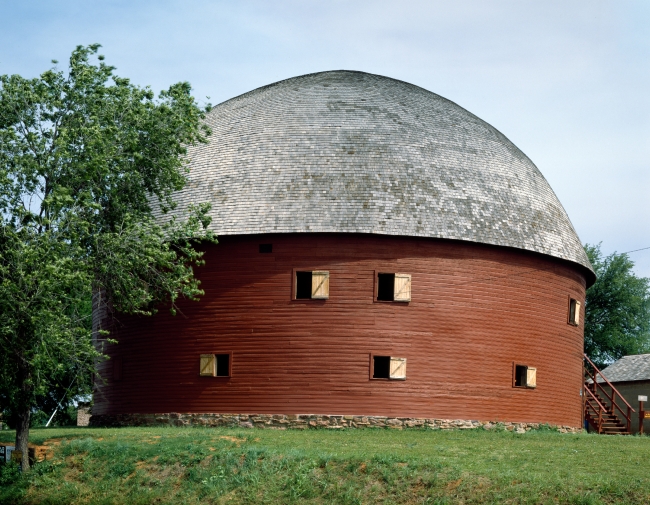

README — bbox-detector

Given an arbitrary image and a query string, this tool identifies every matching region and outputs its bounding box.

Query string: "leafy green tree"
[0,44,215,470]
[584,243,650,369]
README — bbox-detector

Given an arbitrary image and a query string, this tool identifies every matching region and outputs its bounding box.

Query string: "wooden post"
[639,395,647,435]
[598,410,603,434]
[627,405,631,434]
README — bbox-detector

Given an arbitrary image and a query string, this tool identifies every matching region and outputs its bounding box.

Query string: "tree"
[0,44,215,470]
[584,243,650,369]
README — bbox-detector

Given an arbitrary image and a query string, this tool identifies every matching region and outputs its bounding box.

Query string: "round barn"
[91,71,594,430]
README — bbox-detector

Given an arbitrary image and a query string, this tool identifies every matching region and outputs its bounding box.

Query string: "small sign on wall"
[638,395,648,402]
[644,412,650,419]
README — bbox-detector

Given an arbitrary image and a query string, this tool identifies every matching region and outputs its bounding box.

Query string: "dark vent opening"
[373,356,390,379]
[259,244,273,253]
[377,273,395,301]
[296,271,312,299]
[216,354,230,377]
[514,365,527,387]
[569,298,578,324]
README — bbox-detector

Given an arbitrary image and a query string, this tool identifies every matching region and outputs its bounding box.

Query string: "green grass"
[1,426,649,504]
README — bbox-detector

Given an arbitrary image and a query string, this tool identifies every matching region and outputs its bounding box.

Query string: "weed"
[0,461,22,485]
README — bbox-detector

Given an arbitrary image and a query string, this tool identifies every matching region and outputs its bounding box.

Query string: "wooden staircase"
[584,354,635,435]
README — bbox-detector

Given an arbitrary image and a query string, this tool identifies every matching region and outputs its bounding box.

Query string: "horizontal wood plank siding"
[93,233,586,427]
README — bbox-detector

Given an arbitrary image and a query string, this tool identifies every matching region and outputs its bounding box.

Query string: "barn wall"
[93,233,587,427]
[606,381,650,434]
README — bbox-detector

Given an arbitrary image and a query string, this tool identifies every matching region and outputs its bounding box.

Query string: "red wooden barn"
[91,71,594,429]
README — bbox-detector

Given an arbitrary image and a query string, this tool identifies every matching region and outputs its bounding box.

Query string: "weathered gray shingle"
[164,70,592,273]
[598,354,650,383]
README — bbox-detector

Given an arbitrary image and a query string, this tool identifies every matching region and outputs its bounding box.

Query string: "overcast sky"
[2,0,648,277]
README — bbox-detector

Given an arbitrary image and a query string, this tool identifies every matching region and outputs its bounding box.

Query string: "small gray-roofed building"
[161,70,594,282]
[598,354,650,433]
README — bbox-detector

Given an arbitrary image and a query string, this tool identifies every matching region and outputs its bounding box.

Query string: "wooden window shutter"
[200,354,216,377]
[394,274,411,302]
[389,357,407,379]
[311,271,329,299]
[574,301,581,325]
[526,367,537,388]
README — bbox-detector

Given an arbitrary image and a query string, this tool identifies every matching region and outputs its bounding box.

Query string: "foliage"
[2,427,650,504]
[0,461,22,487]
[0,44,215,468]
[584,244,650,368]
[29,405,79,428]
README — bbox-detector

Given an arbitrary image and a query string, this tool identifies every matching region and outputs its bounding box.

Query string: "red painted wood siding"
[93,234,587,427]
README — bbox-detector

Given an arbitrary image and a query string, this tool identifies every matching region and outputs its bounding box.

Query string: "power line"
[621,246,650,254]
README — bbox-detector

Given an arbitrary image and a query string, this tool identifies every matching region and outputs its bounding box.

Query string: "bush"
[0,461,22,485]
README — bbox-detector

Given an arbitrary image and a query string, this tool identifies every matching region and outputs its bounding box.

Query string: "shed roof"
[165,70,593,276]
[599,354,650,383]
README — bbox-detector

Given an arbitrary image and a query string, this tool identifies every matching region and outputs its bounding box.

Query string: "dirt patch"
[446,478,462,490]
[32,439,64,461]
[65,453,87,469]
[218,436,246,445]
[158,462,185,479]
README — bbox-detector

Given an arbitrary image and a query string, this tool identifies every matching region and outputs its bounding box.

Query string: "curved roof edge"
[167,70,595,282]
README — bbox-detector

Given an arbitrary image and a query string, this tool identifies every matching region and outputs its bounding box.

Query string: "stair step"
[585,360,633,435]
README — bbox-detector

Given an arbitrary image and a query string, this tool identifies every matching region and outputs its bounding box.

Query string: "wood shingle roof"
[599,354,650,383]
[164,70,593,275]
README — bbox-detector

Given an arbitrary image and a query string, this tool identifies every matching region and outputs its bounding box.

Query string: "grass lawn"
[1,426,649,504]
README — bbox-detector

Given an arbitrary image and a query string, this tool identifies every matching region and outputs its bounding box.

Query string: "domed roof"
[174,70,592,275]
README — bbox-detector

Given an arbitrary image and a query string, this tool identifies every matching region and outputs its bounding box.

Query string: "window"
[200,353,231,377]
[295,271,329,299]
[215,354,230,377]
[259,244,273,253]
[371,355,407,380]
[568,298,581,325]
[377,273,411,302]
[513,363,536,388]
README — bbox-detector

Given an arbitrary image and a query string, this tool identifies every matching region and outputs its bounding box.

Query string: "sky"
[1,0,648,277]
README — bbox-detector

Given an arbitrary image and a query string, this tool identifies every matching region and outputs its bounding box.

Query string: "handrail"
[584,354,634,434]
[584,387,608,412]
[585,370,631,431]
[584,382,619,434]
[584,366,619,411]
[584,354,635,412]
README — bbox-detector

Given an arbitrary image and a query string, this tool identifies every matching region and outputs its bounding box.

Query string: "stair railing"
[584,387,607,433]
[584,353,635,433]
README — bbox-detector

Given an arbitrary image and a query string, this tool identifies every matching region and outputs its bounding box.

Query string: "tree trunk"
[15,405,31,471]
[15,357,32,471]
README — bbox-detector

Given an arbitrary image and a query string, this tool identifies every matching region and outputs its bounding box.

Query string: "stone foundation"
[77,407,91,427]
[90,413,582,434]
